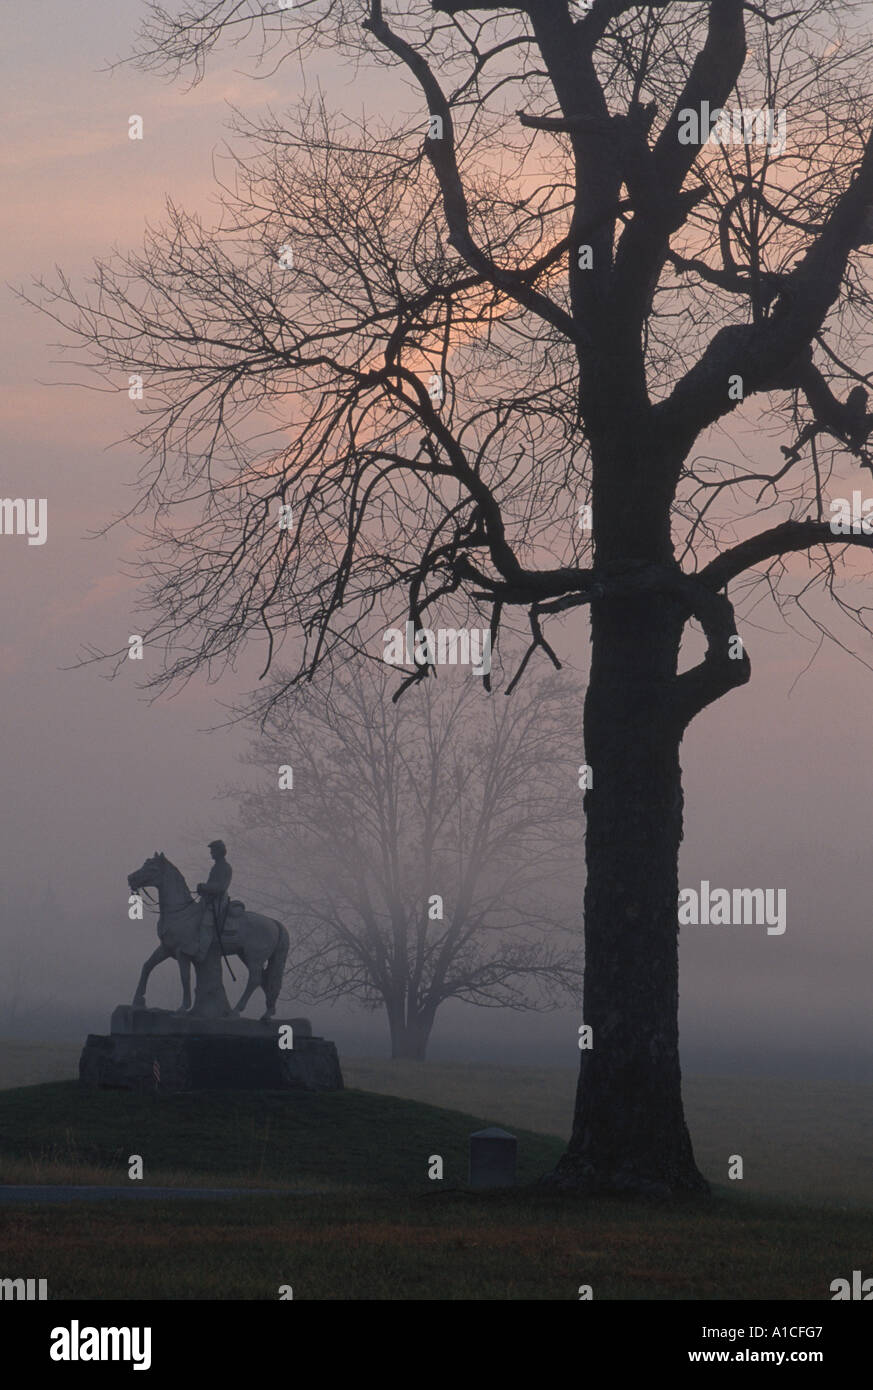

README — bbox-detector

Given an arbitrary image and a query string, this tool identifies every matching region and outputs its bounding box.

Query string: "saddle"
[201,899,244,959]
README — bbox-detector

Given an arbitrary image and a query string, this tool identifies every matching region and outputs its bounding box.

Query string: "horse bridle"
[137,885,196,914]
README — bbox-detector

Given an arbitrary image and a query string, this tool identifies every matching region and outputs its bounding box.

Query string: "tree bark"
[388,1007,435,1061]
[549,592,708,1195]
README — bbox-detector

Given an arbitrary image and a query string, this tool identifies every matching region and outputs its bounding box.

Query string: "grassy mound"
[0,1081,563,1190]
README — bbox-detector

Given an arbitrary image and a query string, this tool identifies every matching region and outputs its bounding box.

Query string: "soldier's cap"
[208,839,227,854]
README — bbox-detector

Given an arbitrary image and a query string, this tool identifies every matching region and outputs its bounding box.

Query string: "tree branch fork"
[452,522,873,721]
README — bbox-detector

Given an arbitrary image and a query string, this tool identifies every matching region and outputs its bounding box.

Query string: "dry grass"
[3,1189,870,1299]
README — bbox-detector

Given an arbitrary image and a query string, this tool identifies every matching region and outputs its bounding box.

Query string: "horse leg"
[133,943,171,1009]
[174,954,192,1014]
[260,921,289,1022]
[232,956,262,1017]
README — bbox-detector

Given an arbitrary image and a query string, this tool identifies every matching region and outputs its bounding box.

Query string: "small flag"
[153,1059,160,1087]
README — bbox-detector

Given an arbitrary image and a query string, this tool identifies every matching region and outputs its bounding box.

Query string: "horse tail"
[263,920,289,1011]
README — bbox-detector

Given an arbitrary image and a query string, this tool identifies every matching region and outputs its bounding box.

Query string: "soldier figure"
[197,840,232,956]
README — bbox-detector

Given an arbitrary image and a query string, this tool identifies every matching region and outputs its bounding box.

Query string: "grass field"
[0,1042,870,1299]
[0,1080,871,1299]
[4,1041,870,1207]
[346,1059,873,1209]
[4,1187,870,1300]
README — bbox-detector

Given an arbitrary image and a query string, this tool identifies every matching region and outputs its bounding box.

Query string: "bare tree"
[229,662,581,1059]
[27,0,873,1192]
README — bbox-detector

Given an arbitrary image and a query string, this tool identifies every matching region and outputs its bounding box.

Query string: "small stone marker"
[469,1127,517,1189]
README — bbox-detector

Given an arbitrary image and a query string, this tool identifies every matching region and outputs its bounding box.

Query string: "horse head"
[127,851,168,893]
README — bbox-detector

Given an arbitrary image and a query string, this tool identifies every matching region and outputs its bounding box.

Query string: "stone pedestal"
[110,1005,314,1039]
[79,1007,343,1093]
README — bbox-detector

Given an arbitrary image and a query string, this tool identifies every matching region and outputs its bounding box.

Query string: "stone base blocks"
[79,1006,343,1093]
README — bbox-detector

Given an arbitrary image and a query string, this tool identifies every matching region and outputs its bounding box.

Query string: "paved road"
[0,1185,304,1204]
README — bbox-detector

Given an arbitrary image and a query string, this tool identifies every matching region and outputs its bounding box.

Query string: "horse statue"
[127,851,289,1022]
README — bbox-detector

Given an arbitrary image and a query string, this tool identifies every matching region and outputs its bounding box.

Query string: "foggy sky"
[1,1,871,1081]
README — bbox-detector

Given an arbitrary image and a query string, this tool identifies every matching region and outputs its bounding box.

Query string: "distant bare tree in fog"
[229,664,581,1059]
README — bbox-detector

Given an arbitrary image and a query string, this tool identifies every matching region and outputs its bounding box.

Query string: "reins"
[138,885,196,914]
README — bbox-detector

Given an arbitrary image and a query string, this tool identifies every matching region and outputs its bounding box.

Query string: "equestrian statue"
[127,842,289,1021]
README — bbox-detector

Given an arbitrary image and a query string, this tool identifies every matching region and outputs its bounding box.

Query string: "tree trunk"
[388,1008,434,1061]
[550,593,708,1195]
